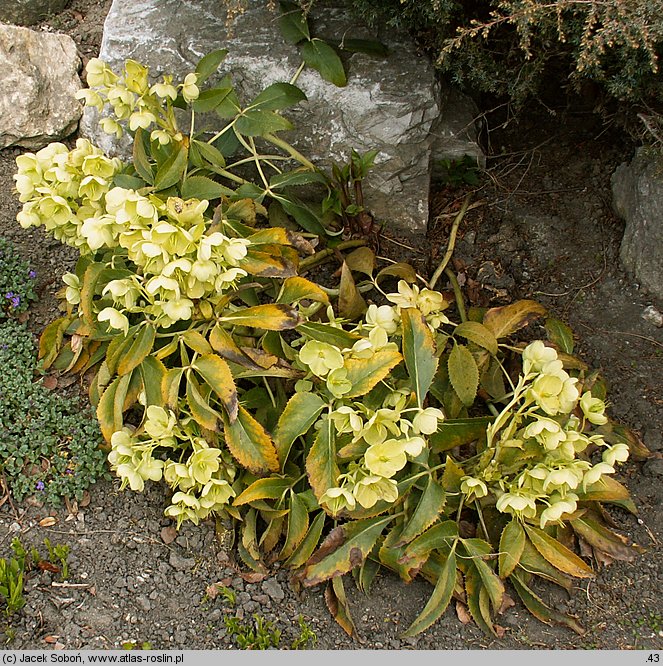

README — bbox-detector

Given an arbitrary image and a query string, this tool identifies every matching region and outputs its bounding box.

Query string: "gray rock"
[135,595,151,612]
[612,148,663,299]
[0,0,69,26]
[261,577,285,601]
[81,0,481,234]
[643,458,663,477]
[0,23,82,149]
[168,551,196,571]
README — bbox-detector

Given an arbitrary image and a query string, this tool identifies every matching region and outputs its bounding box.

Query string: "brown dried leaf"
[39,516,57,527]
[44,635,60,644]
[79,491,91,508]
[456,601,472,625]
[239,572,267,583]
[37,561,60,574]
[42,376,58,390]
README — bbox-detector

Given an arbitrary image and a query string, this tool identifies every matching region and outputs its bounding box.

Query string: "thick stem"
[429,194,471,290]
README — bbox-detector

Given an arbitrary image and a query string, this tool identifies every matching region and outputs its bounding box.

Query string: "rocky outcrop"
[0,23,82,149]
[0,0,69,26]
[80,0,482,235]
[612,148,663,300]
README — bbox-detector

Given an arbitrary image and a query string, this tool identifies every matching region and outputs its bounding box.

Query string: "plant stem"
[298,239,366,273]
[445,267,467,323]
[290,61,306,86]
[264,133,316,171]
[429,194,471,290]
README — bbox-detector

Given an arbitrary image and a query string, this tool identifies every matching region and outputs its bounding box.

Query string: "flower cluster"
[462,341,628,528]
[14,140,124,254]
[108,405,236,527]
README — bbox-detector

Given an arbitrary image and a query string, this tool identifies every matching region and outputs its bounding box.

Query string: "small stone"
[644,428,663,453]
[160,527,177,544]
[208,609,222,623]
[135,595,151,613]
[642,305,663,328]
[169,551,196,571]
[643,458,663,477]
[261,578,285,602]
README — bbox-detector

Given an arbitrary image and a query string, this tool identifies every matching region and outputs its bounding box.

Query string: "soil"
[0,0,661,651]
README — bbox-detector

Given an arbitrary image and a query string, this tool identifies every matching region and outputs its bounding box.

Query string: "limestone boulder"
[81,0,482,235]
[0,23,82,149]
[612,148,663,300]
[0,0,69,26]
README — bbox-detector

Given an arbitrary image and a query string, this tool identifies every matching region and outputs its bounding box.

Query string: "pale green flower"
[102,278,141,309]
[359,408,401,445]
[189,447,222,485]
[129,109,157,131]
[539,493,578,528]
[364,439,407,478]
[135,452,164,482]
[100,117,123,138]
[98,307,129,336]
[326,367,352,398]
[602,443,629,467]
[461,476,488,500]
[386,280,419,310]
[582,461,615,490]
[523,417,566,451]
[81,214,118,250]
[199,478,235,510]
[75,88,104,109]
[124,59,149,94]
[579,391,608,425]
[150,79,178,101]
[85,57,111,87]
[62,273,81,305]
[151,129,172,145]
[522,340,558,375]
[181,72,200,102]
[117,462,145,492]
[144,405,177,439]
[319,486,356,515]
[402,435,426,457]
[543,466,583,492]
[412,407,444,435]
[353,474,398,508]
[161,297,194,323]
[365,304,398,334]
[330,406,363,435]
[299,340,344,377]
[495,491,537,519]
[416,288,447,316]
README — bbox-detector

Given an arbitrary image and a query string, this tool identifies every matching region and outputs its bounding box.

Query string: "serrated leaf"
[375,262,417,284]
[193,353,238,421]
[344,247,376,277]
[396,478,446,546]
[524,525,594,578]
[181,175,232,200]
[498,519,525,579]
[398,520,459,575]
[305,416,339,506]
[220,304,301,330]
[182,329,213,355]
[187,375,222,430]
[454,321,498,355]
[301,516,393,586]
[480,356,506,400]
[448,343,479,407]
[571,516,639,562]
[234,477,294,506]
[116,324,155,377]
[280,491,310,560]
[353,557,380,594]
[224,405,279,475]
[325,576,357,638]
[274,392,326,466]
[465,565,497,636]
[401,307,438,408]
[195,48,228,82]
[236,109,293,137]
[344,348,402,398]
[429,417,492,453]
[240,245,299,278]
[97,373,132,441]
[338,261,366,320]
[577,475,632,502]
[270,168,327,190]
[139,356,166,408]
[284,510,326,569]
[483,300,546,340]
[278,0,310,44]
[248,82,307,111]
[192,86,234,113]
[38,317,70,369]
[193,139,227,167]
[209,324,261,369]
[463,538,504,613]
[79,262,106,324]
[302,38,347,87]
[132,128,154,184]
[511,572,585,634]
[277,196,328,236]
[403,549,457,636]
[296,321,361,348]
[153,140,188,191]
[162,367,183,409]
[518,538,573,591]
[545,317,574,353]
[278,276,330,306]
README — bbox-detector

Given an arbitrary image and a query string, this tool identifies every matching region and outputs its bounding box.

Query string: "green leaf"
[305,416,340,507]
[280,491,310,560]
[192,354,239,422]
[336,38,388,57]
[301,38,347,87]
[571,516,639,562]
[284,510,326,569]
[401,307,438,409]
[195,48,228,82]
[278,0,310,44]
[518,539,573,591]
[235,110,293,137]
[162,367,183,409]
[79,262,106,324]
[483,300,546,340]
[338,261,366,320]
[113,174,146,189]
[132,127,154,184]
[209,324,261,370]
[248,82,307,111]
[270,168,327,190]
[344,247,376,277]
[453,321,498,355]
[192,139,227,167]
[398,520,459,573]
[403,550,456,636]
[97,373,132,442]
[278,276,330,306]
[429,417,492,453]
[465,565,497,636]
[524,525,594,578]
[344,348,402,398]
[273,392,326,466]
[38,317,70,369]
[153,141,188,191]
[498,519,526,579]
[224,405,279,475]
[396,478,446,547]
[296,321,361,348]
[448,343,479,407]
[511,572,585,634]
[116,324,156,376]
[182,329,213,355]
[545,317,575,353]
[139,356,166,408]
[191,85,234,113]
[278,196,328,236]
[181,175,233,201]
[233,476,294,506]
[375,262,417,284]
[301,516,393,586]
[220,304,301,330]
[325,576,357,638]
[462,538,504,613]
[186,374,222,431]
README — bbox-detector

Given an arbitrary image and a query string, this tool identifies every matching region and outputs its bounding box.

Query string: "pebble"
[644,428,663,452]
[135,595,151,612]
[169,551,196,571]
[262,578,285,601]
[643,459,663,477]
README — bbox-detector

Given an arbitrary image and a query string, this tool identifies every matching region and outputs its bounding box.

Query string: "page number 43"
[647,655,660,663]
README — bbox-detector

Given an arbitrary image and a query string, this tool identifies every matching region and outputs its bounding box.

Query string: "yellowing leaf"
[273,392,326,466]
[192,353,238,422]
[182,329,213,355]
[38,317,70,369]
[483,300,546,340]
[117,324,155,376]
[498,519,525,579]
[233,477,294,506]
[220,304,301,330]
[224,405,279,475]
[209,324,261,370]
[375,262,417,284]
[395,477,446,546]
[401,307,438,408]
[296,321,361,348]
[524,525,594,578]
[344,348,402,398]
[338,262,366,320]
[448,343,479,407]
[453,321,498,355]
[345,246,376,276]
[280,491,310,561]
[284,510,326,569]
[463,538,504,613]
[186,375,222,431]
[325,576,357,638]
[305,416,340,506]
[97,373,132,442]
[139,356,166,408]
[429,417,492,453]
[278,276,330,306]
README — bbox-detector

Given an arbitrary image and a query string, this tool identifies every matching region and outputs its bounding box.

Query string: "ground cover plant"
[11,47,649,639]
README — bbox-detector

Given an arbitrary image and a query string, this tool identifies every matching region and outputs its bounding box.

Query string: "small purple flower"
[28,270,36,279]
[35,481,45,491]
[10,295,20,308]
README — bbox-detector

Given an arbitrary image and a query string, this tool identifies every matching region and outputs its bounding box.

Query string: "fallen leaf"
[205,584,220,600]
[160,527,177,544]
[42,376,58,390]
[239,571,267,583]
[494,624,507,638]
[88,586,97,597]
[39,517,57,527]
[499,592,516,615]
[18,312,29,324]
[54,643,65,650]
[44,635,60,644]
[456,601,472,625]
[37,561,60,574]
[79,491,91,508]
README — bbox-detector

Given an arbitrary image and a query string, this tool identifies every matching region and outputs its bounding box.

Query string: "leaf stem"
[429,194,471,290]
